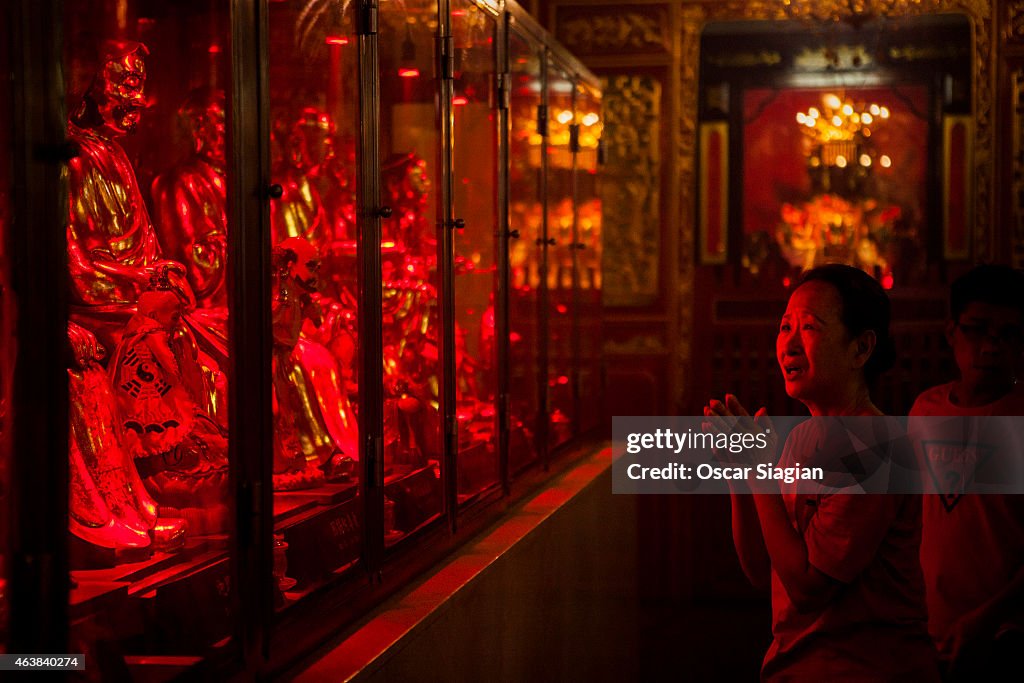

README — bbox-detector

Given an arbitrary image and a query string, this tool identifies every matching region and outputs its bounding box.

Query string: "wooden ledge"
[291,445,613,683]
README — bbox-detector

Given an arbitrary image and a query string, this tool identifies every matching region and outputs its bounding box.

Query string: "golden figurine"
[151,88,228,309]
[109,290,203,458]
[270,114,329,248]
[66,42,189,315]
[111,290,229,528]
[272,238,359,489]
[68,321,186,550]
[382,152,435,259]
[265,110,364,487]
[378,154,443,462]
[66,41,228,532]
[291,108,357,244]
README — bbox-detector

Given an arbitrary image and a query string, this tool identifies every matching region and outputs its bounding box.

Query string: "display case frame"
[7,0,72,656]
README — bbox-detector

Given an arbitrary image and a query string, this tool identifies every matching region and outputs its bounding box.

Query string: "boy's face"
[947,301,1024,385]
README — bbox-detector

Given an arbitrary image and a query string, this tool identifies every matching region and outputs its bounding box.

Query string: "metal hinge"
[569,123,580,153]
[537,104,548,137]
[366,433,383,487]
[357,0,378,35]
[499,392,510,433]
[375,435,384,488]
[496,72,510,110]
[439,35,454,80]
[446,414,459,444]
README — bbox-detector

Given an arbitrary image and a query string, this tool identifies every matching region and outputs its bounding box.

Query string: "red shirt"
[910,382,1024,645]
[762,419,938,682]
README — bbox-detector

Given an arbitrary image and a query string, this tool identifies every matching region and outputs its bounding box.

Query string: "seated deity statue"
[66,41,228,530]
[68,320,186,551]
[151,88,228,309]
[271,238,359,490]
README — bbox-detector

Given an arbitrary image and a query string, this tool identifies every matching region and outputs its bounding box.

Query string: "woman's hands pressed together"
[703,394,779,474]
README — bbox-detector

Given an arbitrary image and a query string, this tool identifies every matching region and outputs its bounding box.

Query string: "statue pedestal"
[276,491,361,590]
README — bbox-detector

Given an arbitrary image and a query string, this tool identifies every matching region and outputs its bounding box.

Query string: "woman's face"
[777,280,862,406]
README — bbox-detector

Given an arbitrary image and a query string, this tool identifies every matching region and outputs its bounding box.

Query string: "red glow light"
[556,304,567,314]
[399,68,420,78]
[326,36,350,45]
[453,95,468,106]
[208,44,222,54]
[882,274,894,289]
[782,276,792,288]
[510,332,522,342]
[557,375,569,385]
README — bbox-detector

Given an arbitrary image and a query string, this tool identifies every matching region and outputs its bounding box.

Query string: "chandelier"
[796,93,890,169]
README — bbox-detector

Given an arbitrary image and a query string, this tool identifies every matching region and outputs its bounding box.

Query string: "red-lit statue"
[270,113,329,248]
[379,153,442,461]
[265,109,364,489]
[109,290,203,458]
[272,238,358,489]
[66,41,228,532]
[290,109,360,303]
[151,88,228,309]
[67,42,189,315]
[104,287,229,526]
[382,152,435,259]
[68,321,186,550]
[290,108,357,244]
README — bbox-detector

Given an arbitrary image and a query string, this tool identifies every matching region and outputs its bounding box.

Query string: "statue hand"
[67,321,104,367]
[192,235,227,270]
[147,261,197,311]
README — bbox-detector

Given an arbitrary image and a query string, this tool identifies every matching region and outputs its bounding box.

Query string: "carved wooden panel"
[554,4,672,57]
[1009,1,1024,43]
[601,73,663,307]
[1013,66,1024,268]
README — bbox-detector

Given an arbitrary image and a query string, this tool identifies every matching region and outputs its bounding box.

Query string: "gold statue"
[271,238,359,489]
[68,321,186,550]
[66,41,228,532]
[151,88,228,309]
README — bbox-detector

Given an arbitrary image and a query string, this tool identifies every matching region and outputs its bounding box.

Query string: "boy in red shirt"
[910,265,1024,681]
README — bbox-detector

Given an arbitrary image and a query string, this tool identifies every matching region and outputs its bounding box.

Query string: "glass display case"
[451,0,500,501]
[265,0,363,605]
[62,0,237,667]
[507,20,544,473]
[574,81,603,435]
[545,59,576,451]
[378,0,444,544]
[0,0,601,675]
